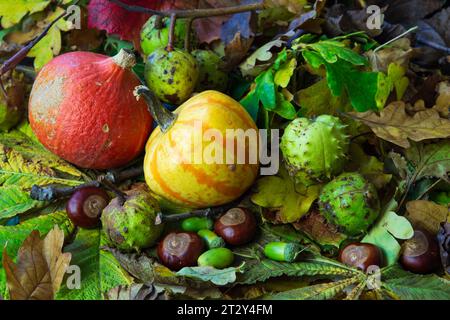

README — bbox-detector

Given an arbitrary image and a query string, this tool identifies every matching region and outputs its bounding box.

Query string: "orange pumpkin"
[29,49,152,169]
[135,87,259,209]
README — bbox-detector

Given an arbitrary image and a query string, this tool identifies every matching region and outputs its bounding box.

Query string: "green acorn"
[101,189,163,252]
[0,71,26,131]
[318,172,380,236]
[280,115,349,186]
[140,16,194,57]
[144,47,199,104]
[191,50,228,92]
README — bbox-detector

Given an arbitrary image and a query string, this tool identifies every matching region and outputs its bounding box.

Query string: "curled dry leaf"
[2,226,71,300]
[107,283,167,300]
[347,101,450,148]
[406,200,449,234]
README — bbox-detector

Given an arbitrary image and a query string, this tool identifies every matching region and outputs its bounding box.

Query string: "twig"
[416,178,442,201]
[373,26,418,54]
[167,13,177,52]
[109,0,265,19]
[184,18,194,52]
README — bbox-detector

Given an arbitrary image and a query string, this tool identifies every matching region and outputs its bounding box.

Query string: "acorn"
[157,231,204,271]
[66,187,109,229]
[400,229,440,274]
[214,207,257,246]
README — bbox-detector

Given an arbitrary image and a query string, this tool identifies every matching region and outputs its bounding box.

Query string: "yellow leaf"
[2,226,71,300]
[348,101,450,148]
[0,0,50,28]
[274,58,297,88]
[27,8,73,70]
[406,200,449,234]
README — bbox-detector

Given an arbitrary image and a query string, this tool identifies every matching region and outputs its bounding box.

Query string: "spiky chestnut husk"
[191,50,228,92]
[0,71,26,131]
[280,115,349,186]
[140,16,193,57]
[144,48,199,104]
[101,189,163,252]
[318,172,380,236]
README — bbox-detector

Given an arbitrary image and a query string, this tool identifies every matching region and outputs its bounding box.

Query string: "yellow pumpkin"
[135,87,259,209]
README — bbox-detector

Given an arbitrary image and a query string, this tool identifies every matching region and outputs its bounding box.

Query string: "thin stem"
[101,179,127,205]
[109,0,265,19]
[416,178,442,201]
[184,18,194,52]
[134,85,177,133]
[167,13,177,52]
[373,26,418,54]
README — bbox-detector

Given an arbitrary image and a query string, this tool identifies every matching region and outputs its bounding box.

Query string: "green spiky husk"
[101,189,163,252]
[318,172,380,236]
[280,115,349,186]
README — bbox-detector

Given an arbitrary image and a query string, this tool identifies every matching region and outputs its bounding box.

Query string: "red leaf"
[87,0,161,43]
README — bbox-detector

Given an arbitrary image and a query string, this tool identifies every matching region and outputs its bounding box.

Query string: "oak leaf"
[348,101,450,148]
[2,226,71,300]
[406,200,449,234]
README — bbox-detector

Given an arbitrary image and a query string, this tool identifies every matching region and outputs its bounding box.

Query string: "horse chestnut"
[214,207,257,246]
[400,229,440,274]
[157,232,204,271]
[66,187,110,228]
[338,243,384,271]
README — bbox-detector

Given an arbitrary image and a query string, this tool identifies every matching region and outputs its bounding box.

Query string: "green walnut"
[0,71,26,131]
[318,172,380,236]
[280,115,349,186]
[144,48,199,104]
[191,50,228,92]
[140,16,193,57]
[101,189,163,252]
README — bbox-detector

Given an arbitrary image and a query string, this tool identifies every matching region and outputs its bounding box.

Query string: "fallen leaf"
[239,38,285,77]
[406,200,449,234]
[435,81,450,117]
[437,223,449,275]
[263,0,307,14]
[0,0,50,28]
[2,226,71,300]
[107,283,167,300]
[348,101,450,148]
[366,38,413,73]
[405,141,450,182]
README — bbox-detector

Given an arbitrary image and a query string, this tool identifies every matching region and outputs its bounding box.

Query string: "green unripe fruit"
[318,172,380,236]
[0,71,26,131]
[145,48,199,104]
[182,217,213,232]
[281,115,349,186]
[140,16,192,57]
[264,242,301,262]
[191,50,228,92]
[198,229,225,249]
[197,248,234,269]
[101,189,163,252]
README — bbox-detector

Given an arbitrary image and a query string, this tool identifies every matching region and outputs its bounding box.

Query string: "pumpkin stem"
[134,85,177,133]
[112,49,136,69]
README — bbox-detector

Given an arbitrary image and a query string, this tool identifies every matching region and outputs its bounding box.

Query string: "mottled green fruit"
[280,115,349,186]
[140,16,192,57]
[197,248,234,269]
[264,242,301,262]
[0,71,26,131]
[145,48,199,104]
[192,50,228,92]
[101,189,163,252]
[181,217,213,232]
[318,172,380,236]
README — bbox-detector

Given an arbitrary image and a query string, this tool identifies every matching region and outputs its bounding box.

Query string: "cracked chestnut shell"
[214,207,257,245]
[338,243,384,271]
[157,232,204,271]
[66,187,110,228]
[400,229,440,274]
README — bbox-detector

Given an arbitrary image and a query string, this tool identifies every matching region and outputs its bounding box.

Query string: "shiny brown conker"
[338,242,384,271]
[214,207,257,246]
[157,232,204,271]
[400,229,440,274]
[66,187,110,229]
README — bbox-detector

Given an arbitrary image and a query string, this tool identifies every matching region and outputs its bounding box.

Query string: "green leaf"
[56,229,132,300]
[0,129,85,188]
[0,0,50,28]
[176,265,244,286]
[256,71,277,110]
[274,58,297,88]
[383,274,450,300]
[263,277,360,300]
[0,185,47,221]
[273,92,296,120]
[0,210,74,297]
[308,40,368,66]
[405,141,450,182]
[362,199,414,265]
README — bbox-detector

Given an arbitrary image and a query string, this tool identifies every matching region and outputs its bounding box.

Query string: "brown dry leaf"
[366,38,413,73]
[435,82,450,117]
[406,200,449,234]
[348,101,450,148]
[2,226,71,300]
